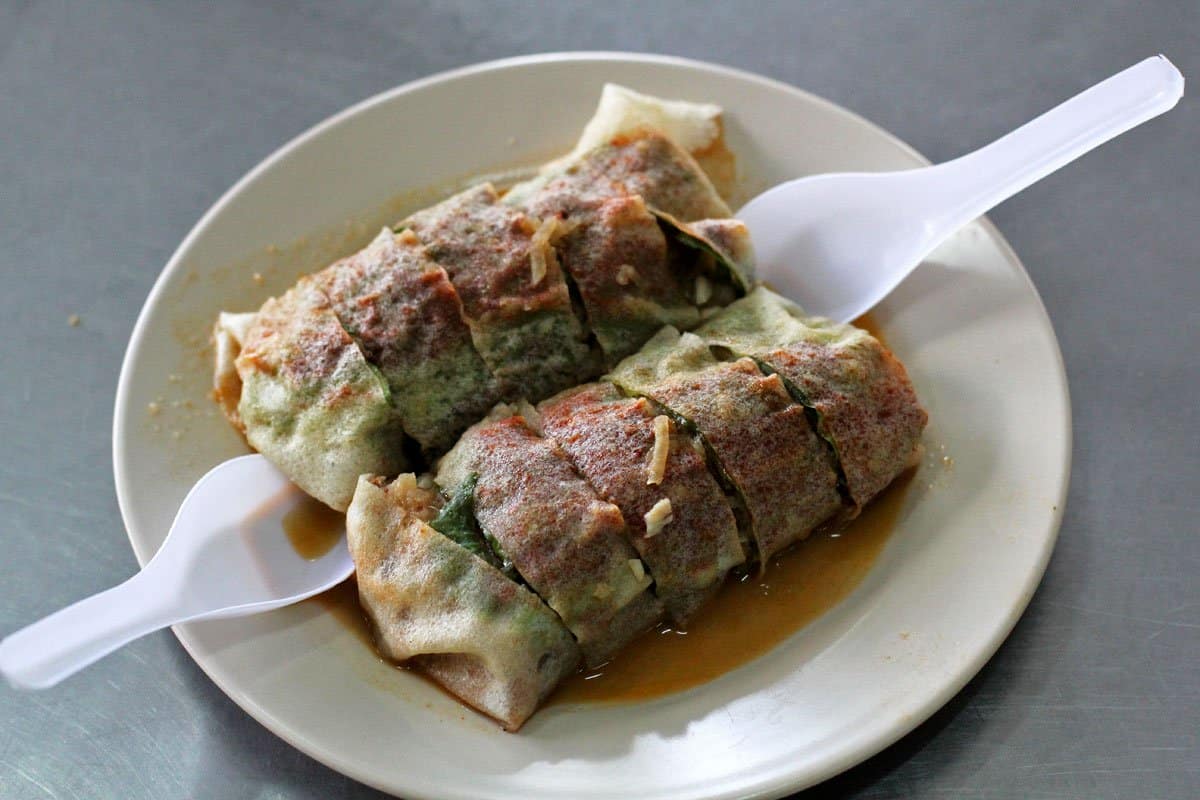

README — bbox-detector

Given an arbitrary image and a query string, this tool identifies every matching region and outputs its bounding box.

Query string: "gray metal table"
[2,3,1196,798]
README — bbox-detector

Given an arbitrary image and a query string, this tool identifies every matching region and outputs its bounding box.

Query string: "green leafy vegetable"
[430,473,523,582]
[652,209,753,295]
[430,474,494,565]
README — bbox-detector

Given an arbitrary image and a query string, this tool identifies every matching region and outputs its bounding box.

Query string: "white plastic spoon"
[740,55,1184,323]
[0,454,352,689]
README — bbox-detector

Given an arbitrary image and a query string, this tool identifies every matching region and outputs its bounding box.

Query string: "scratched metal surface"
[1,2,1197,798]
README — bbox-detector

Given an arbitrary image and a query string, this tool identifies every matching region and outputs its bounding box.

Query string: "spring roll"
[514,133,752,364]
[525,190,699,363]
[547,83,737,200]
[402,184,595,401]
[507,130,730,222]
[655,212,756,297]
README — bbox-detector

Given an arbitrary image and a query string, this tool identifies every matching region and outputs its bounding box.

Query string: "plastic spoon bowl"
[740,55,1184,323]
[0,454,353,689]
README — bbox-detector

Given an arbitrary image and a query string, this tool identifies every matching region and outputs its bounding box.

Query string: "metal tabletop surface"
[2,2,1196,798]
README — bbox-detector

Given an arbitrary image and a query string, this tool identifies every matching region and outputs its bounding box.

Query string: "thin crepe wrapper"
[538,383,744,624]
[403,184,595,401]
[347,475,579,730]
[312,228,498,453]
[696,287,928,510]
[607,328,842,564]
[437,408,663,666]
[230,280,407,511]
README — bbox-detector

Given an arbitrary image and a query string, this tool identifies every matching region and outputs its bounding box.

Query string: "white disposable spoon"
[0,454,352,689]
[740,55,1184,323]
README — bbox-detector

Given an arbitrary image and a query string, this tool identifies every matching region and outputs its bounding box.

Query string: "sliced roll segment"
[696,287,928,510]
[514,132,752,365]
[538,383,745,624]
[436,407,664,666]
[656,213,755,300]
[230,279,407,511]
[347,474,580,731]
[312,228,499,453]
[607,327,843,564]
[521,188,699,363]
[403,183,596,401]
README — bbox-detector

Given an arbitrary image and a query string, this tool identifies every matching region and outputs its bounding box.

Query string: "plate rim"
[111,50,1072,799]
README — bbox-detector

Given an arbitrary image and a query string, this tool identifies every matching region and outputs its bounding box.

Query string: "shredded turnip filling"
[647,415,671,485]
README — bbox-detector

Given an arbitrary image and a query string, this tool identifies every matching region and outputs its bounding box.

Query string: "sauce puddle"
[282,495,344,560]
[549,469,912,705]
[312,577,375,647]
[853,311,883,341]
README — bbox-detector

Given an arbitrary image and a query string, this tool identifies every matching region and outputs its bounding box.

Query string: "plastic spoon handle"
[0,562,187,689]
[916,55,1184,242]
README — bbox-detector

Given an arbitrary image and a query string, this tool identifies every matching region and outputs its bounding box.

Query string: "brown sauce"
[548,469,911,705]
[312,577,376,647]
[853,310,883,342]
[282,496,345,560]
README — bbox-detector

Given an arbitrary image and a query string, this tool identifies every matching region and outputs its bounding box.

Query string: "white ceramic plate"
[113,53,1070,799]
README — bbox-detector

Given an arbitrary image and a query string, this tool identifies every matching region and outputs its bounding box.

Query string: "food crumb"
[252,272,264,285]
[168,373,181,383]
[147,402,161,416]
[67,314,80,327]
[171,430,182,440]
